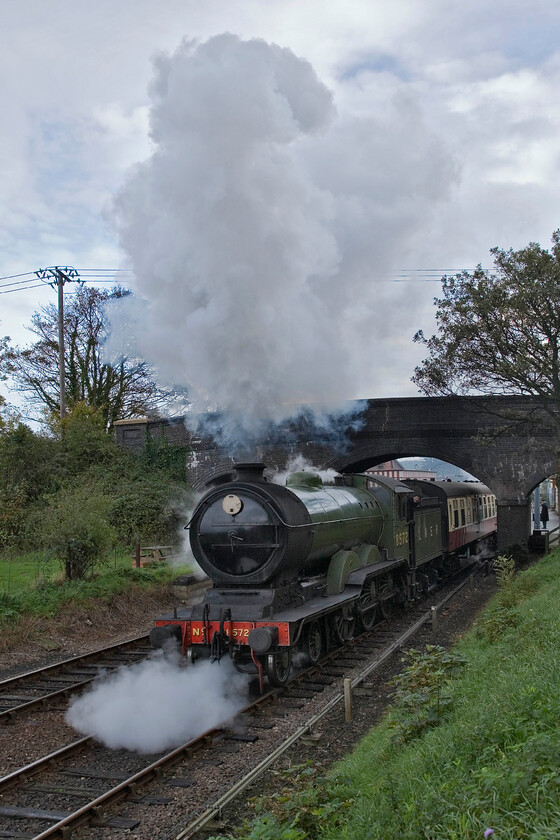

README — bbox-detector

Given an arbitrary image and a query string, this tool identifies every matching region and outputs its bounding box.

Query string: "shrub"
[56,403,117,473]
[493,553,514,586]
[35,484,116,580]
[109,477,191,545]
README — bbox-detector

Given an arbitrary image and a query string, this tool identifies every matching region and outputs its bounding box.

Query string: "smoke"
[271,454,340,486]
[176,493,208,579]
[66,653,249,753]
[107,33,454,447]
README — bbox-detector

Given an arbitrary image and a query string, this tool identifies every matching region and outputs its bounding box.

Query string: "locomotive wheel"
[266,649,292,687]
[304,620,323,664]
[357,578,377,631]
[378,574,395,620]
[330,611,354,645]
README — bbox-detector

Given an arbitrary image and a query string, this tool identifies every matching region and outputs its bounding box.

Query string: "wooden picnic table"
[132,544,180,567]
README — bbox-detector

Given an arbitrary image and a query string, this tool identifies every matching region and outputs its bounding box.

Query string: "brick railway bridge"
[115,395,558,551]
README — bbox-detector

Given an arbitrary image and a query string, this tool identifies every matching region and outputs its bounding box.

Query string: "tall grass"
[324,552,560,840]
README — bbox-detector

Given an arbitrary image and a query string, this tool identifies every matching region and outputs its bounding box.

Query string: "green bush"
[0,481,29,548]
[109,476,190,545]
[56,403,117,473]
[36,484,116,580]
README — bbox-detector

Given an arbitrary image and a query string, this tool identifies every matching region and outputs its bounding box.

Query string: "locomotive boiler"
[150,463,497,688]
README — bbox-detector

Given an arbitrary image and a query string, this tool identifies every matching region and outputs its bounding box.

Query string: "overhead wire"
[0,283,51,295]
[0,266,490,294]
[0,267,135,296]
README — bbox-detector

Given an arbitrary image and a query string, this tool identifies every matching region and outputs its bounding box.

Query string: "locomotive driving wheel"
[330,610,355,645]
[303,620,323,664]
[266,649,292,687]
[378,573,396,619]
[356,577,377,631]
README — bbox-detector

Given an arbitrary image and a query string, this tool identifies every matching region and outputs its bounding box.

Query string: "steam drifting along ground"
[66,653,249,753]
[106,33,454,448]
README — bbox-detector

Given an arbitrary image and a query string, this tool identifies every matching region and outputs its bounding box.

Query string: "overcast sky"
[2,1,560,430]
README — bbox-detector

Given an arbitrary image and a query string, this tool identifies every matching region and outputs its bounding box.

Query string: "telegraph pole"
[35,266,80,420]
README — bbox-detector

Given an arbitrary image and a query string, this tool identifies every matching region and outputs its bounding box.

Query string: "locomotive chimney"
[233,462,267,481]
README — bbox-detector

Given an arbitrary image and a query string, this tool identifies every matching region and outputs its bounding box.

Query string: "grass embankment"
[217,552,560,840]
[0,550,191,626]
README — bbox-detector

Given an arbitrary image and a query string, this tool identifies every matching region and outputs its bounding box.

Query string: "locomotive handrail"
[184,512,381,531]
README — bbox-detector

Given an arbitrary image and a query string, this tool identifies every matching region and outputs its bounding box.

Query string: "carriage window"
[454,509,459,528]
[461,508,466,526]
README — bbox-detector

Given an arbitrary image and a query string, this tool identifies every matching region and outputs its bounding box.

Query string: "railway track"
[0,636,152,723]
[0,566,488,840]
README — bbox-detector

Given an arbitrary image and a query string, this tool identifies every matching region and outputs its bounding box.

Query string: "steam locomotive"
[150,463,497,688]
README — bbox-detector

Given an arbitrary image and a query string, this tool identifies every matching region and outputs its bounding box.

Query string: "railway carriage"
[403,479,498,555]
[150,463,497,688]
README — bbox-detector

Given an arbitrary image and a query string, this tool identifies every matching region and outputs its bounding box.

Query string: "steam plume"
[107,34,453,446]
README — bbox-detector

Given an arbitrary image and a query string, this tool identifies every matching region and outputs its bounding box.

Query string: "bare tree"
[6,286,175,429]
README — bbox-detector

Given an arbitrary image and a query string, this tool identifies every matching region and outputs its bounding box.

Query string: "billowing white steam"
[271,454,340,486]
[66,654,248,753]
[107,33,454,445]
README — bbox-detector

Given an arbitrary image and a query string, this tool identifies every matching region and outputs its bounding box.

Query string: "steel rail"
[1,689,278,839]
[0,737,94,793]
[0,635,150,723]
[0,634,149,689]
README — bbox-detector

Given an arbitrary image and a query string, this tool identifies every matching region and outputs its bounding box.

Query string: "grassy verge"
[0,550,191,626]
[214,551,560,840]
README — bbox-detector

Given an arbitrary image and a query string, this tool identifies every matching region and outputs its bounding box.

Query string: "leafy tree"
[54,402,118,473]
[0,420,58,548]
[412,231,560,421]
[0,331,12,431]
[0,420,57,501]
[5,285,173,429]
